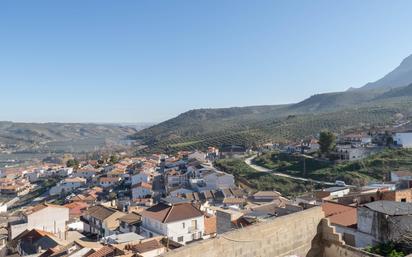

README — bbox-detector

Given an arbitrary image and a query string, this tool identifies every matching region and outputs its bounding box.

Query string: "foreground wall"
[161,206,325,257]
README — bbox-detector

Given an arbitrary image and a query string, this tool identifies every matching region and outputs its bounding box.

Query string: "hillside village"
[0,128,411,257]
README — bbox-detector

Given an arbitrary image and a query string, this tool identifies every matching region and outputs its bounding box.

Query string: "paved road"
[244,155,337,186]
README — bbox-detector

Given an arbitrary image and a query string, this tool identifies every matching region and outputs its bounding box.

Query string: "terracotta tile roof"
[322,202,357,227]
[87,245,115,257]
[24,202,68,215]
[86,205,117,221]
[204,216,216,235]
[64,177,86,183]
[142,202,203,223]
[229,188,245,198]
[10,229,61,249]
[64,202,89,217]
[99,177,120,183]
[128,239,163,253]
[108,169,125,175]
[223,198,245,205]
[118,212,141,225]
[71,194,86,201]
[132,182,152,190]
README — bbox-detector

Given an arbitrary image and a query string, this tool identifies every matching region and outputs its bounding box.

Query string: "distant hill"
[362,54,412,90]
[0,122,141,154]
[133,54,412,152]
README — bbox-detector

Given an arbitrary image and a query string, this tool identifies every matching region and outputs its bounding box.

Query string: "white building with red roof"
[140,198,205,245]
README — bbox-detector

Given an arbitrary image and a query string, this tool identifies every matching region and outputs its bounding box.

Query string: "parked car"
[335,180,346,187]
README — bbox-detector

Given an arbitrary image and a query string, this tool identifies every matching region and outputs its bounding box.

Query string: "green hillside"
[214,158,318,196]
[133,58,412,153]
[133,99,412,153]
[254,148,412,186]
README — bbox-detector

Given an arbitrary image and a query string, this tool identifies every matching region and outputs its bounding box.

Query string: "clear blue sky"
[1,1,412,123]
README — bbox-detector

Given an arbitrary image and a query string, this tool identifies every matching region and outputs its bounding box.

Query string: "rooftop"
[253,191,281,198]
[86,205,118,221]
[364,200,412,216]
[118,212,141,225]
[143,201,203,223]
[322,202,357,227]
[127,238,163,253]
[102,232,144,244]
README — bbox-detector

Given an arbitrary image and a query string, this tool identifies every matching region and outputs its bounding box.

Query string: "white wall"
[330,188,350,198]
[141,215,205,245]
[395,133,412,148]
[132,173,150,185]
[27,206,69,239]
[132,187,152,199]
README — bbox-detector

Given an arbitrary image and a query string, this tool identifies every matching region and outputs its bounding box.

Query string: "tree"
[66,159,79,168]
[319,131,336,154]
[109,155,119,164]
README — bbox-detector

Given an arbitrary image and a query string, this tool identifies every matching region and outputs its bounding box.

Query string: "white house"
[394,132,412,148]
[99,177,121,188]
[322,187,350,198]
[141,198,205,245]
[170,188,194,197]
[24,172,40,183]
[132,182,154,200]
[74,168,99,179]
[8,203,69,240]
[57,167,73,177]
[131,169,155,185]
[49,177,87,196]
[165,170,187,190]
[188,151,207,163]
[202,170,235,190]
[81,205,125,238]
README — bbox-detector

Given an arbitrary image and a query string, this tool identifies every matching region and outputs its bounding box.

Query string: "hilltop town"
[3,2,412,257]
[0,127,411,257]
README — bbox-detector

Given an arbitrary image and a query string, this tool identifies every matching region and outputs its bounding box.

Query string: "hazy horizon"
[2,1,412,123]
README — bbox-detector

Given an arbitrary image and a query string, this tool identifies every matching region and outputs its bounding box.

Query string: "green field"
[214,158,321,196]
[254,148,412,186]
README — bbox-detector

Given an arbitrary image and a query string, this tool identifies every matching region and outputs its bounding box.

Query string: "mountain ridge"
[133,54,412,152]
[361,54,412,90]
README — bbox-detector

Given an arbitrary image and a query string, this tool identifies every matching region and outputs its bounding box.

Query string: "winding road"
[244,155,337,186]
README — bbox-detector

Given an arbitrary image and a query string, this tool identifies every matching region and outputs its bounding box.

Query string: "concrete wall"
[358,207,412,242]
[323,244,381,257]
[160,208,387,257]
[319,219,381,257]
[381,189,412,202]
[161,206,325,257]
[334,225,376,248]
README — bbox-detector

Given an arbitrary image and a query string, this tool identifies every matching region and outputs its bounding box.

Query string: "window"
[177,236,184,242]
[401,198,407,202]
[182,222,185,228]
[191,220,197,229]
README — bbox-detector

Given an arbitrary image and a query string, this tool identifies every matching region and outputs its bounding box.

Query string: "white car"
[335,180,346,187]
